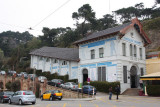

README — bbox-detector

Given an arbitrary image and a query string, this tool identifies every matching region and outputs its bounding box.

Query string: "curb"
[62,98,96,101]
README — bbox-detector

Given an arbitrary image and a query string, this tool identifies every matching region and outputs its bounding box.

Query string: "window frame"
[99,48,104,58]
[91,49,95,59]
[122,43,126,56]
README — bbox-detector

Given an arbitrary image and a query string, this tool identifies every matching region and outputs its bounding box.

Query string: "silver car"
[62,82,78,91]
[8,91,36,105]
[38,76,47,83]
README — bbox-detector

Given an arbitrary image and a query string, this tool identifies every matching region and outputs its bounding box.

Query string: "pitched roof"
[74,18,151,46]
[29,47,79,62]
[74,22,132,45]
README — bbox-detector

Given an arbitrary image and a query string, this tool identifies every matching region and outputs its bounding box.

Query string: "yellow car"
[40,90,62,101]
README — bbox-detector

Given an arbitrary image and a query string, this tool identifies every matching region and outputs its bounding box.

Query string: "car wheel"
[8,99,12,104]
[58,97,62,101]
[1,99,4,103]
[19,99,23,105]
[32,102,36,104]
[49,97,53,101]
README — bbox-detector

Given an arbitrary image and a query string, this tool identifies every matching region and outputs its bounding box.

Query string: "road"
[0,95,160,107]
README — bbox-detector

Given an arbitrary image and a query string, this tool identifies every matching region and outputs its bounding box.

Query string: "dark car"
[47,79,64,87]
[0,91,14,103]
[40,90,62,101]
[78,85,97,95]
[8,71,16,76]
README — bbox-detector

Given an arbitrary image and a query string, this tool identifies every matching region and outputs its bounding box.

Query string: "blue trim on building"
[72,66,78,69]
[52,66,58,69]
[80,64,97,68]
[80,37,117,48]
[61,65,68,68]
[123,37,141,45]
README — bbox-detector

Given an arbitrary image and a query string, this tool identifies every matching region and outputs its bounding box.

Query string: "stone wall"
[0,74,88,98]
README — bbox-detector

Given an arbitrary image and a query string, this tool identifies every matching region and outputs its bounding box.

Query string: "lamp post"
[33,67,36,93]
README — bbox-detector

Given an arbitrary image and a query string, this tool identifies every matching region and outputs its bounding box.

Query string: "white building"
[30,18,151,93]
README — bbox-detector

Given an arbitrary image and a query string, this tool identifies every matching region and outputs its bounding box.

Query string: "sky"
[0,0,156,37]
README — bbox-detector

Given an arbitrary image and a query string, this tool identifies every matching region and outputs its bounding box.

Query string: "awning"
[140,72,160,80]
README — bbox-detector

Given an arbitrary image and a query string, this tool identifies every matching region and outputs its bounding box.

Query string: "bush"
[5,81,12,90]
[35,70,78,83]
[11,80,21,92]
[84,81,120,94]
[146,85,160,96]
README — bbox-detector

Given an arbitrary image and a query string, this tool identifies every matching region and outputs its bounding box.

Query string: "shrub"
[146,85,160,96]
[5,81,12,90]
[11,80,21,92]
[84,81,120,94]
[35,70,78,82]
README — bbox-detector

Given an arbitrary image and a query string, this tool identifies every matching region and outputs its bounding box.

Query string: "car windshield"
[89,86,95,89]
[54,90,60,93]
[24,91,33,95]
[4,92,14,95]
[71,83,77,85]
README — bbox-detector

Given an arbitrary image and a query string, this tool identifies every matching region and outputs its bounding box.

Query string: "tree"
[72,4,96,37]
[156,0,160,4]
[98,14,117,30]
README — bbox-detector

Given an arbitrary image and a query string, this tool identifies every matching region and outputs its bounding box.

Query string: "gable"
[122,27,144,46]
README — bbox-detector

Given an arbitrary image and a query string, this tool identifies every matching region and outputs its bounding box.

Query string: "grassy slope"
[142,17,160,52]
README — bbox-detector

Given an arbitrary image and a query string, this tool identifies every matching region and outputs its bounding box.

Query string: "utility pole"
[33,67,36,93]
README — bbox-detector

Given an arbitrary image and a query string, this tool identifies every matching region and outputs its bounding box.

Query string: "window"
[141,68,144,76]
[91,49,95,59]
[62,61,67,65]
[46,58,50,62]
[98,67,106,81]
[134,45,137,57]
[122,43,126,56]
[99,48,104,58]
[54,59,58,63]
[130,44,133,56]
[139,48,142,60]
[39,57,43,60]
[123,66,127,83]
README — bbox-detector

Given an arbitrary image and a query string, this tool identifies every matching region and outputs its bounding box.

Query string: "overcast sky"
[0,0,155,36]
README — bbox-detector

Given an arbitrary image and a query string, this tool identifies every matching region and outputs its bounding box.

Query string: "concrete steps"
[122,88,140,96]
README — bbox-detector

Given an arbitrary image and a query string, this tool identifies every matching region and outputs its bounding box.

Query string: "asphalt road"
[0,95,160,107]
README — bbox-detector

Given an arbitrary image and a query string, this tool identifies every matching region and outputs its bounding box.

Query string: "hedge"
[85,81,120,94]
[146,85,160,96]
[34,70,78,83]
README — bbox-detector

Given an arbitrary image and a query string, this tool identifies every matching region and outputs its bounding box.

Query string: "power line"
[32,0,71,28]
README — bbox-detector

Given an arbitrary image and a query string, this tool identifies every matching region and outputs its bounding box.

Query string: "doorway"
[130,66,138,88]
[82,69,88,83]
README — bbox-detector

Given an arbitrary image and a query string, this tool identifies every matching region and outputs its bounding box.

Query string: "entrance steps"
[122,88,140,96]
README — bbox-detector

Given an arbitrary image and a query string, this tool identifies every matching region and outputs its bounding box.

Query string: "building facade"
[30,18,151,93]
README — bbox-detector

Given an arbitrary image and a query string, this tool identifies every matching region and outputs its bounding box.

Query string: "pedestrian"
[115,85,120,100]
[139,79,143,89]
[109,87,112,100]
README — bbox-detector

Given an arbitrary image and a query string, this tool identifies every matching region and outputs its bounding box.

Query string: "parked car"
[0,91,14,103]
[78,85,97,95]
[61,82,78,91]
[0,71,6,75]
[40,90,62,101]
[8,91,36,105]
[8,71,16,76]
[17,72,28,78]
[28,74,37,81]
[38,76,47,83]
[47,79,64,87]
